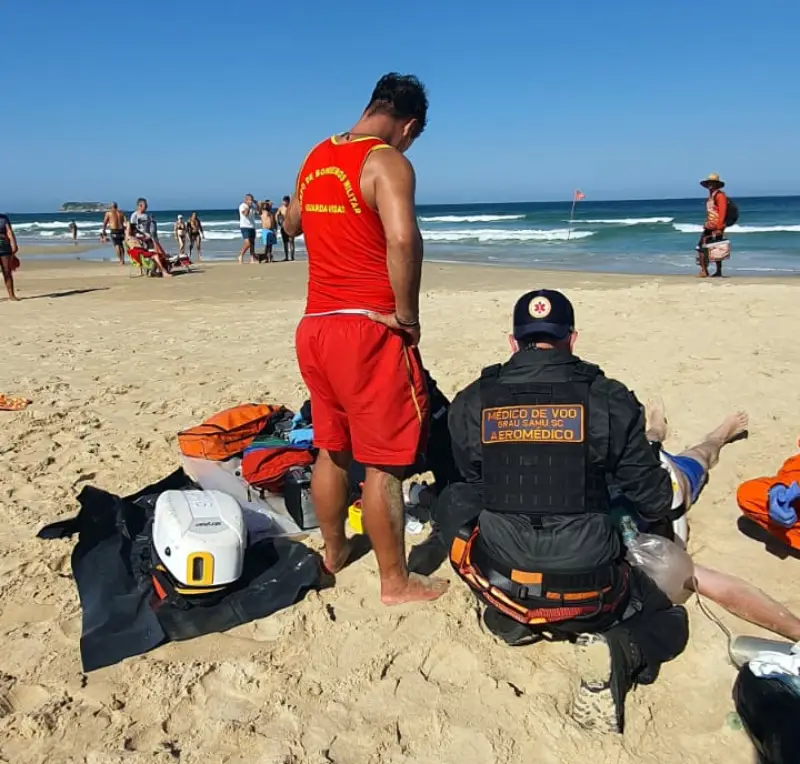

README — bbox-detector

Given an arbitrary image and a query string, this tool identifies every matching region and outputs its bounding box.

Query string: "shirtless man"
[260,200,277,263]
[173,215,188,256]
[101,202,126,264]
[284,73,447,605]
[69,220,78,245]
[645,402,800,642]
[276,195,295,261]
[187,212,204,261]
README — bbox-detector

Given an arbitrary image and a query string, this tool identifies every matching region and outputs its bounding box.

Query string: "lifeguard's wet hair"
[365,73,428,137]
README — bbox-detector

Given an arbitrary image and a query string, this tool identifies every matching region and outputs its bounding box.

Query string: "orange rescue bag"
[178,404,280,461]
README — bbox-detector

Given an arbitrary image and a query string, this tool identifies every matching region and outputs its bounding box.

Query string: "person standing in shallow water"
[0,213,20,301]
[187,212,204,261]
[696,173,729,279]
[277,195,296,261]
[69,220,78,245]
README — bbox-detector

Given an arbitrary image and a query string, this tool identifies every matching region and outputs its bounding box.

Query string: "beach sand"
[1,259,799,763]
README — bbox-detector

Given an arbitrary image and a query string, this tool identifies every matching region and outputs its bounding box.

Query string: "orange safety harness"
[449,526,629,627]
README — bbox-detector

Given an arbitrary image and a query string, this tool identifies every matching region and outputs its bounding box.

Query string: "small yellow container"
[348,502,364,534]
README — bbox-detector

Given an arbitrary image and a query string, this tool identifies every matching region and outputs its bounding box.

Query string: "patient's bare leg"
[677,412,749,473]
[691,565,800,642]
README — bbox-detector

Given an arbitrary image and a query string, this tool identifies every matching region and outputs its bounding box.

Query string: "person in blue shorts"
[643,401,800,642]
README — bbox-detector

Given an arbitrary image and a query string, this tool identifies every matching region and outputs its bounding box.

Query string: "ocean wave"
[203,231,244,240]
[419,214,526,223]
[579,217,674,225]
[421,228,594,243]
[674,223,800,234]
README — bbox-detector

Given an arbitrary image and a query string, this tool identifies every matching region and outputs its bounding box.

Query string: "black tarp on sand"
[38,469,321,671]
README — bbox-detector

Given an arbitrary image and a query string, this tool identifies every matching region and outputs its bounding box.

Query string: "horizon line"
[6,192,800,216]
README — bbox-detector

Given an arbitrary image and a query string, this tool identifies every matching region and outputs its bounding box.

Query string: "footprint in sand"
[0,680,52,718]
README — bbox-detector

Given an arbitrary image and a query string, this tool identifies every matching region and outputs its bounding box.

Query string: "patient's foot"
[707,411,749,446]
[645,397,668,443]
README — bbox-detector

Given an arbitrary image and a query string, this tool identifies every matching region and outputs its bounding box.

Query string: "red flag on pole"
[574,190,586,202]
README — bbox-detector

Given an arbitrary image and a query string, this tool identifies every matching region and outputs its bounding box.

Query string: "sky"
[3,0,799,211]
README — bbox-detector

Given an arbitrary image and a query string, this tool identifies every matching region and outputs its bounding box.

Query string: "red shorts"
[296,314,429,466]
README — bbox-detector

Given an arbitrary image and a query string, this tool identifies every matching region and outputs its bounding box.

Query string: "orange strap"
[450,529,624,626]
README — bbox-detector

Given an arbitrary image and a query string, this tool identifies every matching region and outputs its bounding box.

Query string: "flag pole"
[567,195,577,242]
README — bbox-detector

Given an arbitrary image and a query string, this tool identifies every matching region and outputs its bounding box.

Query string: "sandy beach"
[1,259,799,764]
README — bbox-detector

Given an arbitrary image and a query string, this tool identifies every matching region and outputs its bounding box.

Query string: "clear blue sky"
[4,0,799,211]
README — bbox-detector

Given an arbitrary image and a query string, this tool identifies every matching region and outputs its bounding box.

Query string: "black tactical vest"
[479,362,611,516]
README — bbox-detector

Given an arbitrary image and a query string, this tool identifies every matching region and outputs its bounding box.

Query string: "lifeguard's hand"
[367,312,421,346]
[768,482,800,527]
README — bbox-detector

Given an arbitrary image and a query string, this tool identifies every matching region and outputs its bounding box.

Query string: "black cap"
[513,289,575,341]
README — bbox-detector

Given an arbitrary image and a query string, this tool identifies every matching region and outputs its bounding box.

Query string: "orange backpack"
[178,404,280,461]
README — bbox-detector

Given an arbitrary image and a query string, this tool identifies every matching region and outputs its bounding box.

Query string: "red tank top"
[298,136,395,315]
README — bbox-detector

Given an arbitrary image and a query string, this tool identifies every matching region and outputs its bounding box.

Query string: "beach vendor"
[438,289,688,733]
[696,173,731,279]
[283,73,448,606]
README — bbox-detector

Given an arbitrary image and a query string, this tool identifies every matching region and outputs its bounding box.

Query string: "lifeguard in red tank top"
[298,135,395,315]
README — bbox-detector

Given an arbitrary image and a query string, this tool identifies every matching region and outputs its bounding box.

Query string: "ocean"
[9,196,800,275]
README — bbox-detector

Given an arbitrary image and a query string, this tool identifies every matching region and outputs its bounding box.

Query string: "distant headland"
[59,202,108,213]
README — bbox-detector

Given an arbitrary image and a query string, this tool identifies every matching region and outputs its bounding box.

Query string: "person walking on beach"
[174,215,188,257]
[101,202,126,264]
[284,73,447,606]
[277,195,296,261]
[696,173,731,279]
[69,220,78,245]
[188,212,204,261]
[238,194,257,264]
[259,200,277,262]
[0,213,20,301]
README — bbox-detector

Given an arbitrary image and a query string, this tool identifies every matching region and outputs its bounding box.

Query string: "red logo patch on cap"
[529,296,552,318]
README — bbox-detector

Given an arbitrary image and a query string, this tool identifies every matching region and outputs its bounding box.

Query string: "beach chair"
[127,246,158,277]
[168,253,192,273]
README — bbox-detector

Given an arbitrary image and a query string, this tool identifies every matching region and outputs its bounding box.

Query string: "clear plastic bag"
[621,517,694,604]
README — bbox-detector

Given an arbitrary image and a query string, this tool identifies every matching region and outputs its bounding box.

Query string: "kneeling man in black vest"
[436,289,689,734]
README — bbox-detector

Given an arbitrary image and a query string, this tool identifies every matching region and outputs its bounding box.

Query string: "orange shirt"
[705,191,728,231]
[298,136,395,315]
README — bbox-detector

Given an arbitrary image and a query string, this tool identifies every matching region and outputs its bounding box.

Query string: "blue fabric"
[241,227,255,241]
[768,482,800,527]
[288,427,314,447]
[664,452,706,504]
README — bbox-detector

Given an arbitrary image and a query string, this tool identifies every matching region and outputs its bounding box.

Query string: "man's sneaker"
[571,633,620,734]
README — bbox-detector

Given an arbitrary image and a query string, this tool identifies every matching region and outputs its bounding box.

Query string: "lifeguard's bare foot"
[381,573,449,606]
[645,397,668,443]
[322,538,354,575]
[708,411,749,445]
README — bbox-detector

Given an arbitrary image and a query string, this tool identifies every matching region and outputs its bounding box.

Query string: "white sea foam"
[421,228,594,243]
[579,217,673,225]
[419,214,526,223]
[674,223,800,234]
[203,231,247,240]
